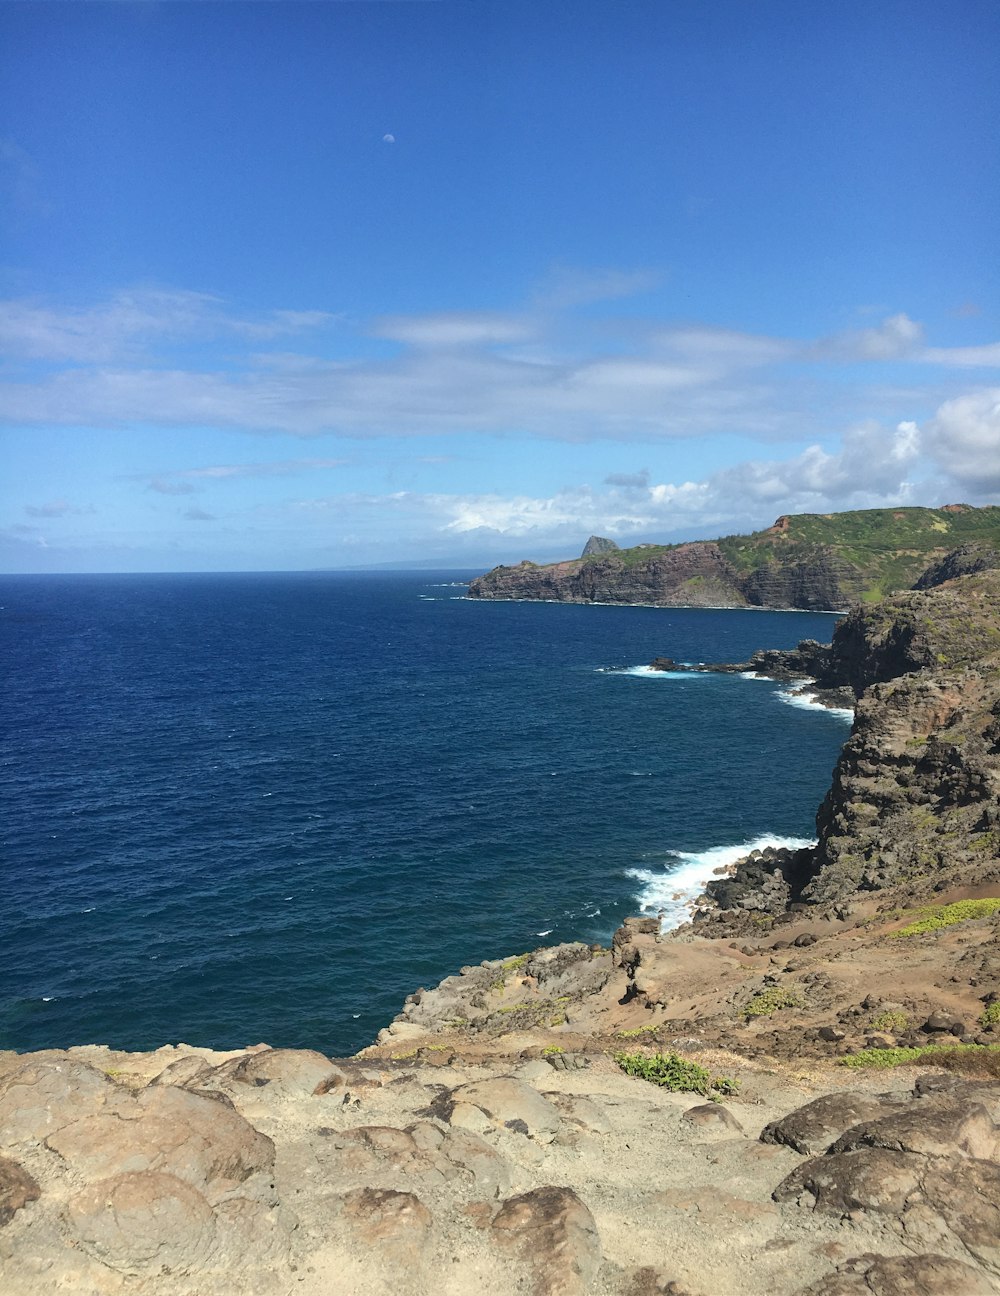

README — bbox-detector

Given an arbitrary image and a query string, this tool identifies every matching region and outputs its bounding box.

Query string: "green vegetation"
[841,1042,1000,1070]
[869,1010,910,1033]
[744,986,802,1019]
[613,1050,739,1099]
[980,1002,1000,1028]
[891,897,1000,937]
[491,953,530,990]
[541,1045,564,1056]
[616,1023,661,1039]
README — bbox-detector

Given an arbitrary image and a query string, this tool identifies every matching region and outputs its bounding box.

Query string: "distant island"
[468,504,1000,611]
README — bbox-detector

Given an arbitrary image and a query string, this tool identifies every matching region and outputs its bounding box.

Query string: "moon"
[382,133,396,144]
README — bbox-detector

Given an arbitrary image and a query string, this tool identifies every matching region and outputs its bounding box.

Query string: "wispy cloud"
[141,457,348,493]
[24,499,94,518]
[372,312,535,347]
[0,287,997,455]
[530,265,663,310]
[813,312,925,362]
[0,289,336,364]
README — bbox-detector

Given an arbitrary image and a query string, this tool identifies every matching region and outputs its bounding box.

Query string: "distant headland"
[468,504,1000,611]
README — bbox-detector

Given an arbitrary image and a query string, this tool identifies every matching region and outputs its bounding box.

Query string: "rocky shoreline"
[2,555,999,1294]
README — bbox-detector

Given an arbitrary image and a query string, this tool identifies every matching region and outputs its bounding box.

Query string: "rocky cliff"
[701,565,1000,916]
[468,504,1000,611]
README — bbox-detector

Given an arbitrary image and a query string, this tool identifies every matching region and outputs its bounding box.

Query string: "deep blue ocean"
[1,572,851,1057]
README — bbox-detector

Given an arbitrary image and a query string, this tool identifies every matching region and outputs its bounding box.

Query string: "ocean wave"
[776,688,854,722]
[618,665,703,680]
[626,833,816,931]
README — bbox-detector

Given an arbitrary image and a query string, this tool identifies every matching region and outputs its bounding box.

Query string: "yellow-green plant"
[744,986,802,1019]
[614,1050,738,1099]
[891,898,1000,937]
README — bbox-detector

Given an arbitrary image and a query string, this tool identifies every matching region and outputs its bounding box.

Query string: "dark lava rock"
[761,1093,892,1156]
[796,1251,997,1295]
[0,1156,40,1226]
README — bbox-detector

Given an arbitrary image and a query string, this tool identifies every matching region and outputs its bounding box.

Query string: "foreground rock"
[3,1035,1000,1295]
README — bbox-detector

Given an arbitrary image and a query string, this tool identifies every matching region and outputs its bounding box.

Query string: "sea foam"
[620,665,702,679]
[626,834,816,931]
[776,687,854,722]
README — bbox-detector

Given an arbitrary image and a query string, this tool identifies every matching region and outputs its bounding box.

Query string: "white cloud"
[280,401,980,556]
[0,290,334,363]
[922,388,1000,491]
[530,266,662,309]
[816,312,924,362]
[372,312,535,347]
[142,457,348,490]
[920,342,1000,368]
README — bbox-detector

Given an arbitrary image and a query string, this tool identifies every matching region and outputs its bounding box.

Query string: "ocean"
[1,571,850,1056]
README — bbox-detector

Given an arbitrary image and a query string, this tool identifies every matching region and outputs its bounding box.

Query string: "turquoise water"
[1,571,849,1055]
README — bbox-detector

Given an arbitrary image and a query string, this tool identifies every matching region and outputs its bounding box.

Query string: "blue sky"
[2,0,998,573]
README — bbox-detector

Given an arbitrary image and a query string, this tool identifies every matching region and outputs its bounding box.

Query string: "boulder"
[224,1047,347,1098]
[921,1159,1000,1271]
[545,1094,613,1136]
[337,1186,433,1266]
[796,1251,997,1295]
[0,1059,119,1144]
[828,1098,1000,1162]
[444,1077,564,1142]
[681,1103,745,1136]
[0,1157,40,1226]
[66,1171,218,1274]
[149,1055,214,1089]
[773,1148,922,1216]
[761,1093,891,1155]
[46,1082,275,1195]
[318,1121,510,1198]
[491,1185,601,1296]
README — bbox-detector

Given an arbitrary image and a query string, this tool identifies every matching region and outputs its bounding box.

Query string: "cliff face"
[817,567,1000,695]
[705,568,1000,915]
[468,543,748,607]
[807,655,1000,903]
[468,505,1000,611]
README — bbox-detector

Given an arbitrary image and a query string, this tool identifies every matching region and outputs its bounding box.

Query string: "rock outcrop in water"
[468,505,1000,611]
[3,548,1000,1295]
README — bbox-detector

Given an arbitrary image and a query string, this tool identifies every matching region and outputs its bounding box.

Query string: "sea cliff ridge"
[2,544,1000,1294]
[467,504,1000,611]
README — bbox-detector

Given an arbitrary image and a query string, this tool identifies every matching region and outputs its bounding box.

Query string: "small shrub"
[613,1050,739,1099]
[869,1010,909,1033]
[980,1001,1000,1028]
[891,898,1000,937]
[617,1023,660,1039]
[542,1045,564,1056]
[840,1042,1000,1071]
[744,987,802,1019]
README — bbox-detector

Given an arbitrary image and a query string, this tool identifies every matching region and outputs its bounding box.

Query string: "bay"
[0,571,849,1054]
